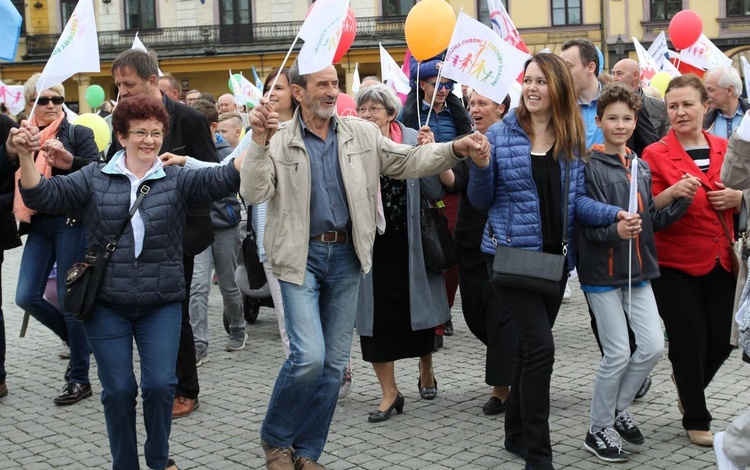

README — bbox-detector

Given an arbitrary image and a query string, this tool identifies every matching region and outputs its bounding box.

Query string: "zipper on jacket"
[608,248,614,277]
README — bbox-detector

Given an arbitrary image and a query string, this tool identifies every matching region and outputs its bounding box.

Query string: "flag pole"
[28,77,46,123]
[425,64,444,126]
[416,64,421,126]
[265,34,300,99]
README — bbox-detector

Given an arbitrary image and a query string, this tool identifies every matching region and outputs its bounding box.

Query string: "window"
[650,0,681,20]
[125,0,156,30]
[219,0,251,44]
[11,0,24,34]
[728,0,750,16]
[477,0,508,28]
[551,0,581,26]
[382,0,414,16]
[60,0,76,27]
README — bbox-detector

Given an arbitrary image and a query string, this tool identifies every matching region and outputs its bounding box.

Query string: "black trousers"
[651,263,734,431]
[175,254,199,400]
[495,275,567,469]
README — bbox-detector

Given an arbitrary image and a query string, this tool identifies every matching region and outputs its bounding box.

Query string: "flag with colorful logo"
[37,0,99,93]
[0,80,24,114]
[297,0,349,75]
[632,37,660,86]
[646,31,669,68]
[229,71,262,109]
[379,43,410,95]
[679,34,732,71]
[441,12,530,108]
[0,0,22,61]
[487,0,528,53]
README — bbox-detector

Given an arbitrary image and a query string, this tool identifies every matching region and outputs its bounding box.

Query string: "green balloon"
[85,85,105,109]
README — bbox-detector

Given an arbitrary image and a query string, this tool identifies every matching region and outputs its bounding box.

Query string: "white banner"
[229,72,262,109]
[487,0,528,52]
[132,32,164,76]
[679,34,733,71]
[0,80,25,115]
[297,0,349,75]
[742,57,750,104]
[632,37,660,86]
[647,31,669,68]
[441,12,530,107]
[379,43,410,95]
[352,62,361,95]
[37,0,100,93]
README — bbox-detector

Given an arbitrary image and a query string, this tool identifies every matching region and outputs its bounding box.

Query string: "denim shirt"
[299,114,351,237]
[710,105,745,139]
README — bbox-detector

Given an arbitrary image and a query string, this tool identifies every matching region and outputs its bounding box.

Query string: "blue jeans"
[15,216,89,383]
[261,241,361,461]
[84,302,182,470]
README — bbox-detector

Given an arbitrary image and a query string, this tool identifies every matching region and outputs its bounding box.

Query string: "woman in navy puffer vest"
[467,54,631,470]
[16,94,245,470]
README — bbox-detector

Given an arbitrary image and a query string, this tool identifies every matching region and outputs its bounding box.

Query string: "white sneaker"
[563,282,572,300]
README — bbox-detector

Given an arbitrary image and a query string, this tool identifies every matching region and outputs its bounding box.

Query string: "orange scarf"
[13,113,65,223]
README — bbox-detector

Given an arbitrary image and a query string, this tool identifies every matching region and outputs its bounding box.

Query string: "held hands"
[249,97,279,146]
[707,181,742,212]
[669,174,701,202]
[42,139,74,170]
[616,211,642,240]
[453,132,490,168]
[9,123,41,159]
[417,126,435,146]
[160,152,188,167]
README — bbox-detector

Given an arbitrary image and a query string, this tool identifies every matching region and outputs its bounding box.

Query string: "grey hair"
[356,84,402,117]
[707,66,743,98]
[288,60,308,89]
[23,72,65,103]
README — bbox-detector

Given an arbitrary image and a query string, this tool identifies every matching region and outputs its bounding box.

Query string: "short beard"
[304,92,335,120]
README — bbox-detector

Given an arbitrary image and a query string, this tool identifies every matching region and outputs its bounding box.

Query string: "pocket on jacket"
[158,262,183,293]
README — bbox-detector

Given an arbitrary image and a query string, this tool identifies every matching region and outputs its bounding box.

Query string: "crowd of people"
[1,39,749,470]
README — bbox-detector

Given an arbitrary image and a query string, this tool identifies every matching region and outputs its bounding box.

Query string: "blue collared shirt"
[579,82,604,149]
[299,114,350,237]
[710,105,745,139]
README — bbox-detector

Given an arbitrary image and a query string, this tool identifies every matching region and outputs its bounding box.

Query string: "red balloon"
[336,92,357,117]
[333,7,357,64]
[668,10,703,50]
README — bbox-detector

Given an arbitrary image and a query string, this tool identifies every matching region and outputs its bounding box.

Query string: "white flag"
[0,80,25,115]
[679,34,733,71]
[647,31,669,68]
[632,37,660,86]
[661,58,681,78]
[628,157,639,215]
[487,0,528,53]
[441,12,530,108]
[742,57,750,105]
[379,43,410,95]
[297,0,349,75]
[352,62,361,95]
[36,0,99,93]
[229,71,262,109]
[132,32,164,76]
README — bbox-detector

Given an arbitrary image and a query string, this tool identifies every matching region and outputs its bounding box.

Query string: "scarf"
[13,112,65,223]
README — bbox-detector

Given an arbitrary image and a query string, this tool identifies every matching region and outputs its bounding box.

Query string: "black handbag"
[490,161,570,296]
[242,205,268,291]
[420,201,459,272]
[65,184,150,320]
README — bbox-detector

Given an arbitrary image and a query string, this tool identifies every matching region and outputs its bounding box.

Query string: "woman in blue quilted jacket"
[467,53,634,470]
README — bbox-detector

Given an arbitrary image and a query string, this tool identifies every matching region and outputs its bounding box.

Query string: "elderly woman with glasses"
[1,72,99,405]
[13,94,246,470]
[355,84,450,422]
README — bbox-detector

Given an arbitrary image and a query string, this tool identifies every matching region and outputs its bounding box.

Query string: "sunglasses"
[36,96,65,106]
[426,81,453,91]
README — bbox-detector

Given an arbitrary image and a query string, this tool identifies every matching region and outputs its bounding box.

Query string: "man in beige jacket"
[240,61,488,470]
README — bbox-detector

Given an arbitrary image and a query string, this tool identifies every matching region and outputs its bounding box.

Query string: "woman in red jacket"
[642,74,741,447]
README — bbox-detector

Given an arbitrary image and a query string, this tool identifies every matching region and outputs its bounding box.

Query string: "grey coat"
[356,123,451,336]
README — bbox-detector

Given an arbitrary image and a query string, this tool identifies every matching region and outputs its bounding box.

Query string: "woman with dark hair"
[467,54,633,469]
[2,72,99,405]
[355,84,447,421]
[13,94,245,470]
[642,74,739,447]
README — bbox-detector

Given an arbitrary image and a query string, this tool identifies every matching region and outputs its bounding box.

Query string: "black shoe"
[368,393,405,422]
[0,383,7,398]
[417,377,438,400]
[163,458,177,470]
[634,376,652,400]
[433,334,444,352]
[584,427,629,463]
[504,438,526,459]
[443,319,454,336]
[54,382,92,406]
[482,396,507,415]
[64,362,71,383]
[614,410,645,445]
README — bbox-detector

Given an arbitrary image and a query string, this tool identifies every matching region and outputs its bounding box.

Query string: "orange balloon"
[405,0,456,61]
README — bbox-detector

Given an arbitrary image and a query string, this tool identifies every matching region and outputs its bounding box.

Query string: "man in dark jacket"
[0,114,20,398]
[612,58,670,138]
[109,49,219,418]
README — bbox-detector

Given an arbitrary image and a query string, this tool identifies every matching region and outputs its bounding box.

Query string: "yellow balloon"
[405,0,456,61]
[73,113,110,153]
[649,72,672,99]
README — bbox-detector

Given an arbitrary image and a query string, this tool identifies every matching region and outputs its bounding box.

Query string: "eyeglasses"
[129,130,164,139]
[357,106,385,115]
[36,96,65,106]
[426,81,453,91]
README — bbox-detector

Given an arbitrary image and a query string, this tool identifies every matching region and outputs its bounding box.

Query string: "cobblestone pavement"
[0,244,747,469]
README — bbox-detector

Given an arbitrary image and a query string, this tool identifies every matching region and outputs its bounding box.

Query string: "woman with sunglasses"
[2,72,99,405]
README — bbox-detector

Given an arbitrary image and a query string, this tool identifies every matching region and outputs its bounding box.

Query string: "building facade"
[0,0,748,113]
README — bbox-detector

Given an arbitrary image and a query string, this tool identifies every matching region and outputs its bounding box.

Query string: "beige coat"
[239,110,464,285]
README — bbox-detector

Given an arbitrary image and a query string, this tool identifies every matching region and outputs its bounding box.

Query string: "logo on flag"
[297,0,349,75]
[633,37,659,86]
[488,0,528,52]
[0,81,25,115]
[229,73,262,109]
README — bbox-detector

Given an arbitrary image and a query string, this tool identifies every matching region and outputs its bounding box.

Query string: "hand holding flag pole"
[627,156,639,320]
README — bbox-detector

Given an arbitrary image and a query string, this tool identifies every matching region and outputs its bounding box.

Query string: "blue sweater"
[467,110,620,270]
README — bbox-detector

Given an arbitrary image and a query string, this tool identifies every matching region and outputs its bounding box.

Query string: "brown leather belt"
[311,231,348,243]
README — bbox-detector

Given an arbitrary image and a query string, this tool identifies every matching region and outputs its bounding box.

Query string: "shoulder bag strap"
[561,159,570,255]
[106,183,150,252]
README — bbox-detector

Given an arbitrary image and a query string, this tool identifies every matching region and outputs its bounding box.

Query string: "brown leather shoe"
[0,383,7,398]
[294,456,325,469]
[261,440,294,470]
[687,430,714,446]
[172,396,199,418]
